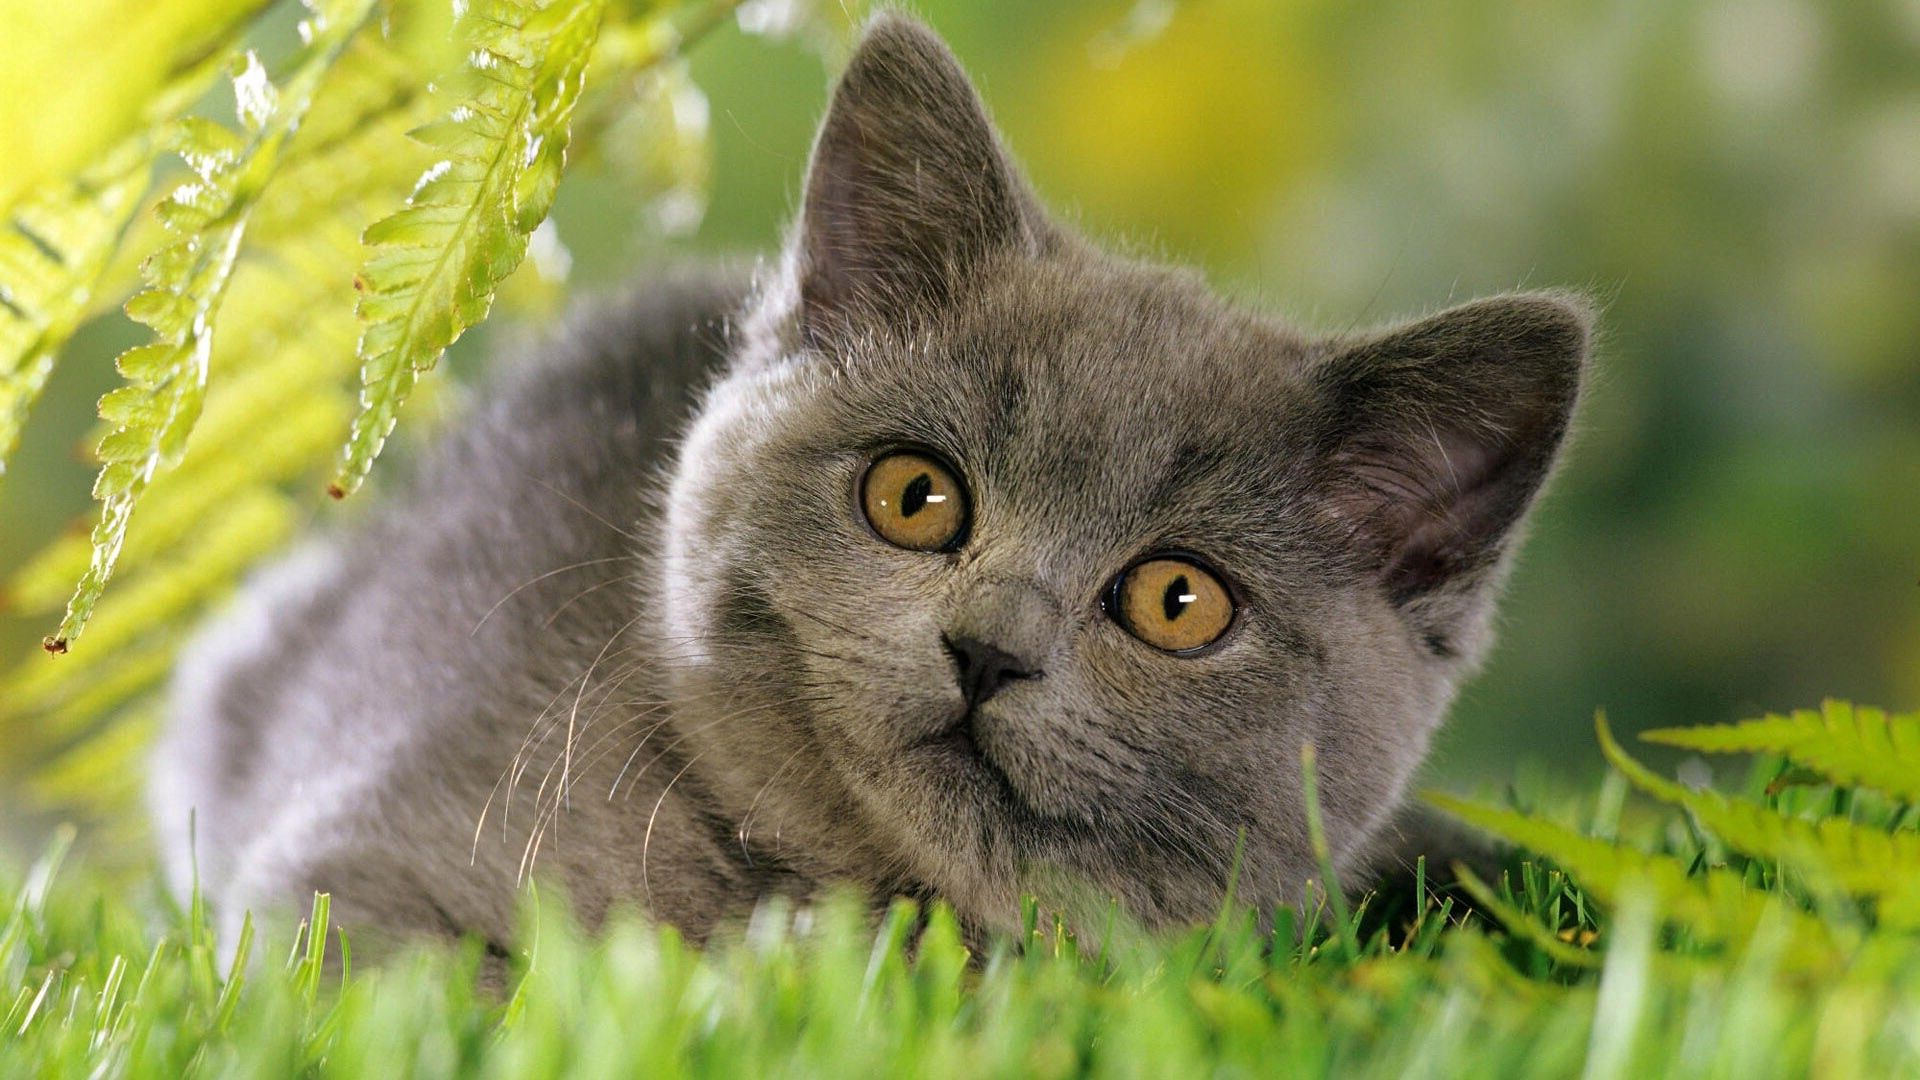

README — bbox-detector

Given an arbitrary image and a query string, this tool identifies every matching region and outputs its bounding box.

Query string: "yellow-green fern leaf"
[248,18,450,249]
[1426,792,1843,967]
[5,396,344,614]
[6,238,354,619]
[47,0,375,652]
[1641,700,1920,802]
[10,645,174,754]
[6,257,360,615]
[1598,714,1920,907]
[0,0,267,211]
[25,704,162,856]
[330,0,609,498]
[0,142,154,475]
[1884,879,1920,930]
[7,491,296,738]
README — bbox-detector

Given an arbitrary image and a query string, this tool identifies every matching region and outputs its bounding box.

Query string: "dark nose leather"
[943,634,1039,707]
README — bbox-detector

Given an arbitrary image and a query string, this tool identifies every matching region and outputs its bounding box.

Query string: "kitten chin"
[152,13,1588,952]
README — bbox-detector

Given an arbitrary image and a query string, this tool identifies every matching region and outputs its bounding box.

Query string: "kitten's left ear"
[1311,292,1592,651]
[791,14,1052,347]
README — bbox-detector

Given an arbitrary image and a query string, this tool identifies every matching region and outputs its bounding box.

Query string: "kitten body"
[153,15,1589,949]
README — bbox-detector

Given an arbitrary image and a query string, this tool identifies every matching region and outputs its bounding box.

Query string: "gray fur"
[152,14,1590,949]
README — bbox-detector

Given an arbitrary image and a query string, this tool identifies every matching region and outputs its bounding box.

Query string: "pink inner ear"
[1328,422,1522,600]
[1310,293,1588,607]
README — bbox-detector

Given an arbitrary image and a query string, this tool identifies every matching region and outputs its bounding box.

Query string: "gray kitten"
[152,14,1589,954]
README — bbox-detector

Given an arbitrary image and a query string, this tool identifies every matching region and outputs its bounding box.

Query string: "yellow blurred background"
[3,0,1918,856]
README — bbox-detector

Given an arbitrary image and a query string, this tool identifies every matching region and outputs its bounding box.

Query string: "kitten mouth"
[927,720,983,759]
[920,710,1015,791]
[922,712,984,759]
[914,711,1067,831]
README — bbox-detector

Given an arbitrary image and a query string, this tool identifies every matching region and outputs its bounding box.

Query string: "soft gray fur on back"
[154,13,1591,950]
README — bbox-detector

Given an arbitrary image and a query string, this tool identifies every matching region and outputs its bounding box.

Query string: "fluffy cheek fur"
[990,603,1447,923]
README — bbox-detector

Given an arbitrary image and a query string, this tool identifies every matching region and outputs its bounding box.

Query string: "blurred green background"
[3,0,1918,856]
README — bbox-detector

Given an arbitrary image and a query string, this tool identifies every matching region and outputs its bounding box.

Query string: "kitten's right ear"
[1309,292,1592,652]
[791,14,1050,348]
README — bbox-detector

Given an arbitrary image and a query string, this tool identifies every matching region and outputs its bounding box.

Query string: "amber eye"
[861,451,970,552]
[1107,556,1236,654]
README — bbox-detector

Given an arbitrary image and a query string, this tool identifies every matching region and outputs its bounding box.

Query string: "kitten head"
[660,14,1589,927]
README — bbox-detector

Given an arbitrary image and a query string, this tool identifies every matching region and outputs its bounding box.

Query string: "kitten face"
[659,15,1588,927]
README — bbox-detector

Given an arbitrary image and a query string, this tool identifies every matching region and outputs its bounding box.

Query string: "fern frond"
[1641,701,1920,802]
[249,27,448,248]
[0,0,273,214]
[6,397,345,614]
[0,142,154,475]
[1427,793,1845,967]
[1598,715,1920,910]
[4,492,296,739]
[10,645,175,753]
[45,0,377,652]
[0,0,736,834]
[2,27,447,778]
[329,0,609,498]
[7,257,360,614]
[3,276,351,778]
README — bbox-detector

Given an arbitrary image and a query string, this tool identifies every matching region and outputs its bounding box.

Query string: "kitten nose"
[942,634,1039,707]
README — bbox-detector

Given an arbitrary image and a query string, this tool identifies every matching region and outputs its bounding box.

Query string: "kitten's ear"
[793,14,1049,346]
[1312,293,1591,646]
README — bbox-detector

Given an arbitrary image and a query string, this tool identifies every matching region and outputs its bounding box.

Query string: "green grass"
[5,709,1920,1077]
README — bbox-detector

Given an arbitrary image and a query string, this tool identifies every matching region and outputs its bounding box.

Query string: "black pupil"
[1162,575,1191,622]
[900,472,934,517]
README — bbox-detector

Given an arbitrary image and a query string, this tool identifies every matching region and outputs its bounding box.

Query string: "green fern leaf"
[1640,700,1920,802]
[7,248,354,613]
[6,491,296,733]
[0,0,731,832]
[9,645,174,752]
[1598,714,1920,910]
[249,16,452,248]
[0,142,154,475]
[329,0,609,498]
[46,0,376,652]
[1427,792,1844,966]
[2,25,443,774]
[5,250,362,615]
[5,395,345,614]
[1884,880,1920,930]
